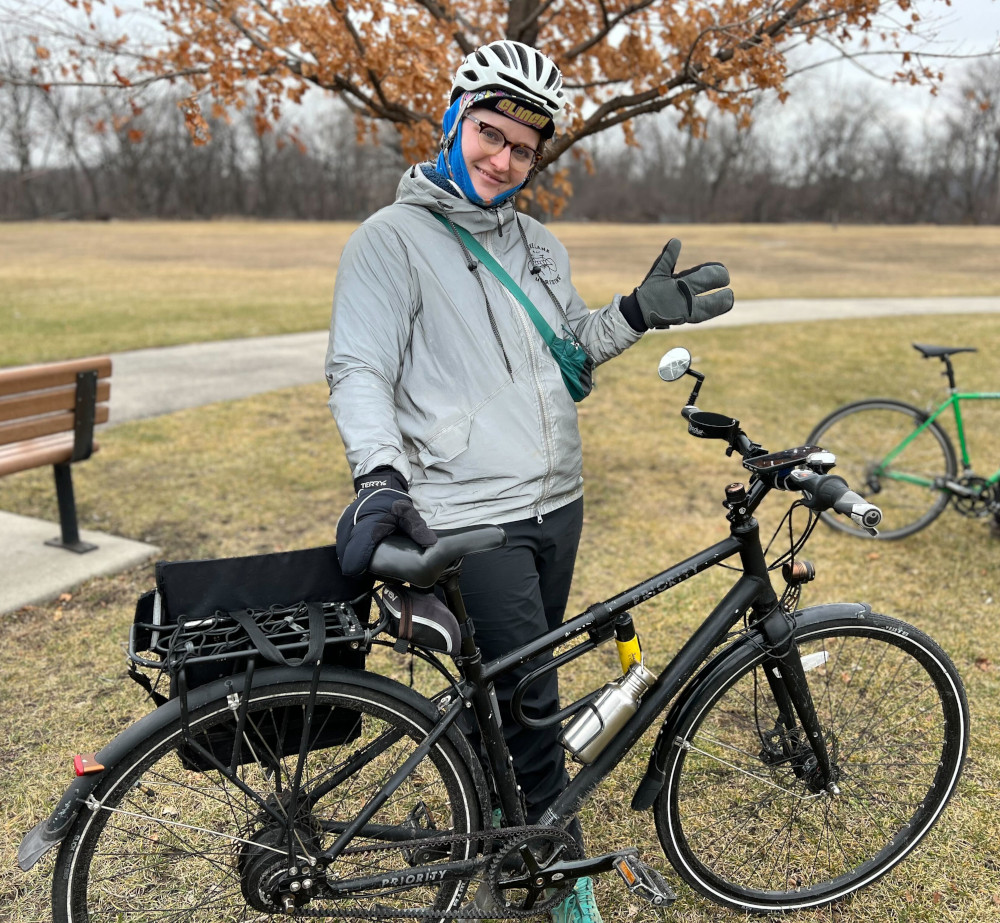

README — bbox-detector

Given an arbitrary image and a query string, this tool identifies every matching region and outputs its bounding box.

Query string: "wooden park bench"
[0,357,112,553]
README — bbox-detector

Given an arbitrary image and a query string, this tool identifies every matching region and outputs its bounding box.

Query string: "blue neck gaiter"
[435,97,523,209]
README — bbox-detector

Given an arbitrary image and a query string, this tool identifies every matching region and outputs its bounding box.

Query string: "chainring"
[486,829,582,915]
[951,476,999,517]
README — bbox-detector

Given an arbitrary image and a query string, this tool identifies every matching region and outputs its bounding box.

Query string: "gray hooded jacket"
[326,165,642,529]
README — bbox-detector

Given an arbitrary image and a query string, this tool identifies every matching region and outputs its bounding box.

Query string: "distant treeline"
[2,60,998,224]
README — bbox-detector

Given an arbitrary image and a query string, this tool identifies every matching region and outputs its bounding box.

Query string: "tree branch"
[562,0,658,61]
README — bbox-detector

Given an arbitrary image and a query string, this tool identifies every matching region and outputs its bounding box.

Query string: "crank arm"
[506,848,639,891]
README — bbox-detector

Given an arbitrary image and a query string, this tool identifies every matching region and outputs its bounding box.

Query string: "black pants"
[457,499,584,824]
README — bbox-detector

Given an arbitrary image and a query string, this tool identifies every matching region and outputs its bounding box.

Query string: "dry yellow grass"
[3,220,1000,365]
[554,222,1000,305]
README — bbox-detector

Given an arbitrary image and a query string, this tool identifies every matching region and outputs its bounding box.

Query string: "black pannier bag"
[130,544,374,770]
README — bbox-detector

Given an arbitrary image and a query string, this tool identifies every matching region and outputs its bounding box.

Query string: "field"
[4,221,1000,364]
[1,221,998,922]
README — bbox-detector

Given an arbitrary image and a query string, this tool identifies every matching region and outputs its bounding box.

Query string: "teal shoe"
[549,877,603,923]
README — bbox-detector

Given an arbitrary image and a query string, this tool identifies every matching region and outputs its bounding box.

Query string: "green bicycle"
[806,342,1000,539]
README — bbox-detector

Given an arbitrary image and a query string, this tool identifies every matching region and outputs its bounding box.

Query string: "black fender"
[630,602,872,811]
[19,664,486,870]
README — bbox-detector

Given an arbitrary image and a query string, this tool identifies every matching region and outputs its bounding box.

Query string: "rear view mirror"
[658,348,692,382]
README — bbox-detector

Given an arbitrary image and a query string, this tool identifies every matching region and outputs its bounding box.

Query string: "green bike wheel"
[807,398,957,539]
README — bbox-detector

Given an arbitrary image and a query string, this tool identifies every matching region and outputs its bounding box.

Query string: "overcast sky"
[937,0,1000,45]
[768,0,1000,136]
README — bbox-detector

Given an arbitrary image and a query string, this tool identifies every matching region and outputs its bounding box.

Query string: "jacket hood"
[395,164,519,235]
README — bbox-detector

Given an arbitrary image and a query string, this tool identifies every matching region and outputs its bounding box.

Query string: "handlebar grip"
[780,470,882,535]
[833,492,882,529]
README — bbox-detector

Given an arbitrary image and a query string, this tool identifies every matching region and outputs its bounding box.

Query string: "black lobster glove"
[336,467,437,577]
[628,238,734,329]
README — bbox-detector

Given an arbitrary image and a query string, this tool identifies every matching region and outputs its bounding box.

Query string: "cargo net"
[126,598,375,704]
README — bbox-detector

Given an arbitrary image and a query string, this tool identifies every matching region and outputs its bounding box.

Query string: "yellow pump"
[614,615,643,673]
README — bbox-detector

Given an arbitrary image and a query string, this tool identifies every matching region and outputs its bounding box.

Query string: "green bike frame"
[881,390,1000,490]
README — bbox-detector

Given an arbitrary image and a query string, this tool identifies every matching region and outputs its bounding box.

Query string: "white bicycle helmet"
[450,40,567,121]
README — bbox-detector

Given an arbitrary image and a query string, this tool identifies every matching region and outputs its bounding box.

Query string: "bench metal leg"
[45,463,97,554]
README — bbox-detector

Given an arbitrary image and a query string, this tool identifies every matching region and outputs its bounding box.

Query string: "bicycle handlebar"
[679,388,882,534]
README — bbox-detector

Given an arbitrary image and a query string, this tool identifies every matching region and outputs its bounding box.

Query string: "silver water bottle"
[559,660,656,763]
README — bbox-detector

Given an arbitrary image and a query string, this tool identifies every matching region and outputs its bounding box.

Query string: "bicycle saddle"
[913,343,977,359]
[368,524,507,588]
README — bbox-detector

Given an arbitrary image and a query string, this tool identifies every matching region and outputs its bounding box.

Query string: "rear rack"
[128,599,376,673]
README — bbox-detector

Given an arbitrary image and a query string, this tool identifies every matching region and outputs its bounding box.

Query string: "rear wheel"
[807,399,956,539]
[655,612,968,912]
[53,677,483,922]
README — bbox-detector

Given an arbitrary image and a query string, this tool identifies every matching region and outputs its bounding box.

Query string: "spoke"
[88,797,289,856]
[683,739,825,802]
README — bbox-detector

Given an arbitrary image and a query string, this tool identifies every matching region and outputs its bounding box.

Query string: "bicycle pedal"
[613,854,677,908]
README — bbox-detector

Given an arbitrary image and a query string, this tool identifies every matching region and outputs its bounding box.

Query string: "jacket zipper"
[440,212,513,376]
[485,233,556,518]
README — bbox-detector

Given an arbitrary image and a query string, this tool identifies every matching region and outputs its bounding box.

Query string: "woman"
[327,39,734,923]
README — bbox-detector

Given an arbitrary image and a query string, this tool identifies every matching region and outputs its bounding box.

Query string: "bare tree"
[939,58,1000,223]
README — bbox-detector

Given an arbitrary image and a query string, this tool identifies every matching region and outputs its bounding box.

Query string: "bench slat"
[0,357,112,397]
[0,380,111,423]
[0,433,101,477]
[0,405,110,447]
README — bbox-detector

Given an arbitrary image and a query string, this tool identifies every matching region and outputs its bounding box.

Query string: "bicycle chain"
[292,824,574,919]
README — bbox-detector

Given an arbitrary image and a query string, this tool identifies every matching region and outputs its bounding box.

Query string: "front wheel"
[654,611,968,913]
[52,674,484,922]
[807,399,957,539]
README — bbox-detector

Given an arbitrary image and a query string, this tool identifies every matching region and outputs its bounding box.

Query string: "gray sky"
[775,0,1000,134]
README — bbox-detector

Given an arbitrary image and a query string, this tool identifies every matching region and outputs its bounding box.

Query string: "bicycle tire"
[52,672,484,922]
[654,610,968,913]
[806,399,957,539]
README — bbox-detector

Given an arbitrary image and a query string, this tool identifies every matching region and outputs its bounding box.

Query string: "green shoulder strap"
[430,211,558,348]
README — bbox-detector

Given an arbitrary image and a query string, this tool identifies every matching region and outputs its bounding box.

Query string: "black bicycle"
[20,348,969,921]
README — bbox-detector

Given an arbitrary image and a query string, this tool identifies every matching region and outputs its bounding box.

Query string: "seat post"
[941,356,958,391]
[440,570,477,657]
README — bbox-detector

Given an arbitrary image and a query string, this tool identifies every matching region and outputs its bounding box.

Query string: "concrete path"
[110,331,330,425]
[0,512,160,615]
[107,297,1000,425]
[3,296,999,615]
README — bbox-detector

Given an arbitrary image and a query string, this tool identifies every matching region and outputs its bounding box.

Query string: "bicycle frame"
[316,473,829,877]
[877,391,1000,490]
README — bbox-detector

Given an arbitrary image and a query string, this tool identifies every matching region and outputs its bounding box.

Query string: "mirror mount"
[683,369,705,413]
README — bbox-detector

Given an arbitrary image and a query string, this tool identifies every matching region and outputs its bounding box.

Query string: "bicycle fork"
[757,607,839,794]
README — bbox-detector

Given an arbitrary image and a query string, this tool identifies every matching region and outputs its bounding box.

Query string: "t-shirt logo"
[529,244,561,285]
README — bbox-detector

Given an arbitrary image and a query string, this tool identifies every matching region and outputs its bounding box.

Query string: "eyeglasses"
[464,115,541,171]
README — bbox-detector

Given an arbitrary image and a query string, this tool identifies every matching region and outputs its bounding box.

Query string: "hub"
[758,725,839,795]
[238,815,323,913]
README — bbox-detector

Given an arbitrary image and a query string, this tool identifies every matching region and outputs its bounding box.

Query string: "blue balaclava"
[435,92,531,208]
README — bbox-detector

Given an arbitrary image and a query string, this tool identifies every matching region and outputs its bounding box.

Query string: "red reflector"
[73,753,105,776]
